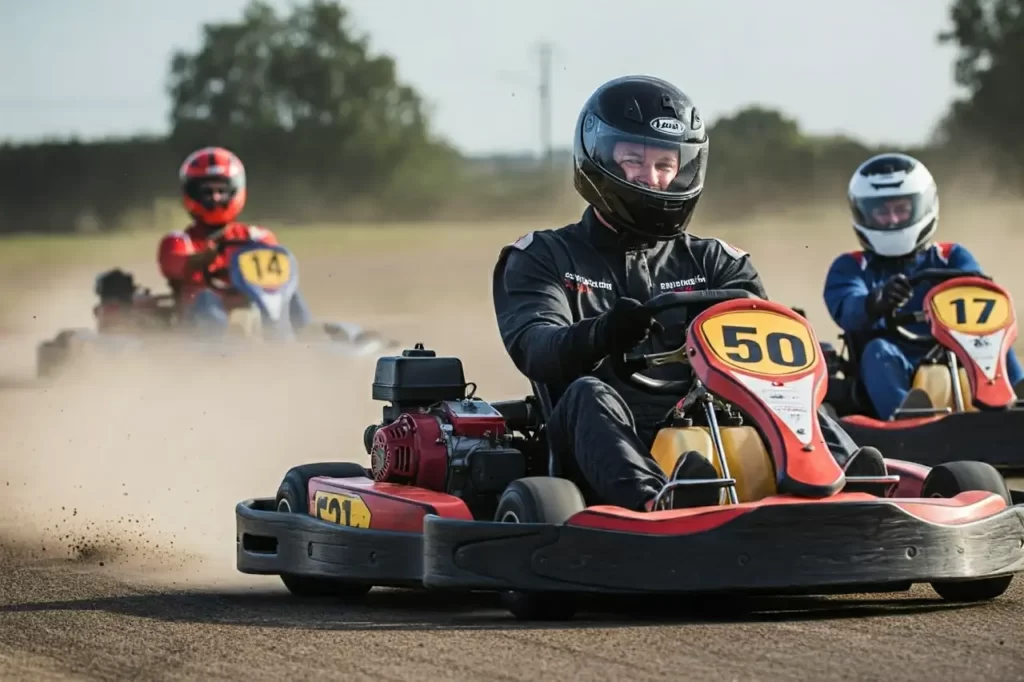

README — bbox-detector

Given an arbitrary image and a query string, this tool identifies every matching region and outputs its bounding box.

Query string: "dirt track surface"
[4,210,1024,681]
[3,554,1024,682]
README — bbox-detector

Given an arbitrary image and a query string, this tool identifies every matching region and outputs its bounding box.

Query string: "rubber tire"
[494,477,586,621]
[922,461,1015,602]
[274,462,374,598]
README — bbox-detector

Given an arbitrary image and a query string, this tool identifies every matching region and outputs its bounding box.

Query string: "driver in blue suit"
[824,152,1024,420]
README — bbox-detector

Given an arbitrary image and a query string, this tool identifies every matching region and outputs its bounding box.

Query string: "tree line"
[0,0,1018,235]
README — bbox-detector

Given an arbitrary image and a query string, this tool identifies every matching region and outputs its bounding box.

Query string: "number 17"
[951,297,995,325]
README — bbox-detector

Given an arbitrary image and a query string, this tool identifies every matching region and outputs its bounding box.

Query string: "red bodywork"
[885,459,931,498]
[687,298,844,495]
[568,490,1005,535]
[923,276,1018,410]
[308,475,472,533]
[840,414,944,430]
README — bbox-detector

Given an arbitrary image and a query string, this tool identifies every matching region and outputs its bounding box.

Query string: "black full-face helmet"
[573,75,709,240]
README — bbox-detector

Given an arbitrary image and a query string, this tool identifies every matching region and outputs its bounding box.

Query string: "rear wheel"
[923,461,1015,602]
[275,462,374,598]
[495,477,586,621]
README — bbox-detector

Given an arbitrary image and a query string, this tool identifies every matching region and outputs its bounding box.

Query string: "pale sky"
[0,0,961,155]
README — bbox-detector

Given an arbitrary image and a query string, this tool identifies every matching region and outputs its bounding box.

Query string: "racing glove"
[865,273,913,320]
[591,297,661,356]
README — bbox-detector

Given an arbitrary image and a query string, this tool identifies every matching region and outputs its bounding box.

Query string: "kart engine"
[365,345,526,504]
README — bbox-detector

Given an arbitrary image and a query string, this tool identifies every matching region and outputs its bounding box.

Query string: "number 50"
[721,325,808,367]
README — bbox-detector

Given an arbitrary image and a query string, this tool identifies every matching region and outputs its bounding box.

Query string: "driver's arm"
[946,243,983,273]
[705,240,768,297]
[492,235,605,385]
[184,247,217,273]
[823,253,873,334]
[159,232,216,281]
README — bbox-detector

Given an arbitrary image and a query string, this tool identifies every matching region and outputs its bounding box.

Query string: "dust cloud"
[1,202,1022,589]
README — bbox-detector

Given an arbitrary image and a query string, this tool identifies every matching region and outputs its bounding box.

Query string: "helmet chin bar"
[854,218,935,259]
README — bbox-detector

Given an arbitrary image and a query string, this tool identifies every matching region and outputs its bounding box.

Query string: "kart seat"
[650,424,777,503]
[911,363,976,413]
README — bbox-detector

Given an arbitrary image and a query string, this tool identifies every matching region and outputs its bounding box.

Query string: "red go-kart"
[816,269,1024,473]
[235,291,1024,620]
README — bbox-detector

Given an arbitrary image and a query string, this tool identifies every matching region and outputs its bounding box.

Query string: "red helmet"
[178,147,247,226]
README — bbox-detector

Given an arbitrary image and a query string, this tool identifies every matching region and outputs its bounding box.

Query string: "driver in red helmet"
[157,147,311,335]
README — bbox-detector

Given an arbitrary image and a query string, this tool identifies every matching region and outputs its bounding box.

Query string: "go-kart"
[809,269,1024,472]
[36,232,397,378]
[236,290,1024,620]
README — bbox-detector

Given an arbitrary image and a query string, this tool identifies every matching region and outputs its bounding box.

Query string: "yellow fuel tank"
[650,425,777,503]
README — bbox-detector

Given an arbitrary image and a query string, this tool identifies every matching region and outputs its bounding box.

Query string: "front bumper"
[422,500,1024,594]
[236,498,423,586]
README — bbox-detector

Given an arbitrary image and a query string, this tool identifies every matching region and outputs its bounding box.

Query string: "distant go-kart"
[809,269,1024,473]
[36,232,396,378]
[235,290,1024,620]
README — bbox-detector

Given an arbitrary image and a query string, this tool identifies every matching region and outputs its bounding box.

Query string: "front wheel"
[495,477,586,621]
[923,461,1015,602]
[275,462,374,598]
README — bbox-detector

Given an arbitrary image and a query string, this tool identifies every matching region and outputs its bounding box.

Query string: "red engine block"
[370,412,449,491]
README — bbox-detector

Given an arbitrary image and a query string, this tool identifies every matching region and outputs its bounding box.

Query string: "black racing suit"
[492,206,862,510]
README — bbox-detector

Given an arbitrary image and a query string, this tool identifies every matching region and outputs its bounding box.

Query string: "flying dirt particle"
[99,562,104,567]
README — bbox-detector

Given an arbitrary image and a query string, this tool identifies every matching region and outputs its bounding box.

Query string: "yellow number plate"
[699,309,816,377]
[313,490,372,529]
[237,248,291,289]
[930,285,1010,335]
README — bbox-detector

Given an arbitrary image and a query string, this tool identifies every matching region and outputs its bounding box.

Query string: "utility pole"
[537,41,553,169]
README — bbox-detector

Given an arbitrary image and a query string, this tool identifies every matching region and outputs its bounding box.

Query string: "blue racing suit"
[823,242,1023,419]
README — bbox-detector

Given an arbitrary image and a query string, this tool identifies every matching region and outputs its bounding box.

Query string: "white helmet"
[848,153,939,258]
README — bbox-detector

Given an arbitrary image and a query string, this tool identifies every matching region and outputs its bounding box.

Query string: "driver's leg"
[546,377,666,511]
[816,407,858,467]
[816,407,887,477]
[860,338,915,420]
[185,289,229,337]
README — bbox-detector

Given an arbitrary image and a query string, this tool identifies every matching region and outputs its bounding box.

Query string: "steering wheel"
[608,289,763,395]
[883,268,992,346]
[202,229,264,292]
